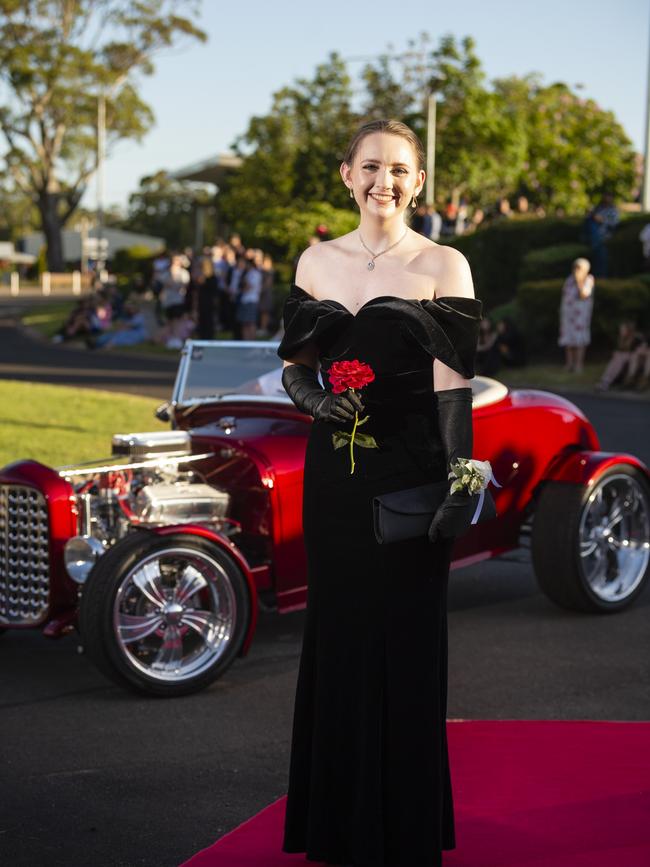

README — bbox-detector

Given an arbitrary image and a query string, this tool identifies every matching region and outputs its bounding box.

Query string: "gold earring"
[411,195,418,209]
[349,187,354,199]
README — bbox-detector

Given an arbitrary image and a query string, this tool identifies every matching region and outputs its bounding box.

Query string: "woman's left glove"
[428,387,475,544]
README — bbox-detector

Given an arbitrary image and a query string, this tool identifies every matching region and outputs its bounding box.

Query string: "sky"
[94,0,650,211]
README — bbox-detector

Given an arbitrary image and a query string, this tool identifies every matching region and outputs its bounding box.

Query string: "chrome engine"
[57,432,231,581]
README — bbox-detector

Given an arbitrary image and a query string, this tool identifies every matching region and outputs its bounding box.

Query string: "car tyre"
[532,465,650,613]
[79,530,251,696]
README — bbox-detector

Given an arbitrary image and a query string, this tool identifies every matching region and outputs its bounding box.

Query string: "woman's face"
[573,264,589,279]
[340,132,425,218]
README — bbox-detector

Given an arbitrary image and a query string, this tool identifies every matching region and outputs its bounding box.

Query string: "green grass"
[22,302,76,339]
[0,380,165,468]
[497,362,650,398]
[497,362,605,390]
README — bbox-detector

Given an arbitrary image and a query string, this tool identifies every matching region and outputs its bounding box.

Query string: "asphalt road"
[0,303,177,399]
[0,317,649,866]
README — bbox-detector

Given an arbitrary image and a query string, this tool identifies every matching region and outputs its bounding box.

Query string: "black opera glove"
[428,387,475,544]
[281,362,365,423]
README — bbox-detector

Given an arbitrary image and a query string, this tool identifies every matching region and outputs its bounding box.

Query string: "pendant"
[367,260,375,271]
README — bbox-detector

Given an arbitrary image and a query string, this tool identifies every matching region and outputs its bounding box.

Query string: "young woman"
[558,257,595,374]
[277,119,482,867]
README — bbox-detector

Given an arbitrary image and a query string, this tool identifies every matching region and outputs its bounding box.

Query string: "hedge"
[451,212,649,308]
[519,243,591,283]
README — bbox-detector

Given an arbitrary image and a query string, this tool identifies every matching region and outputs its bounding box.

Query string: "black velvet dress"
[277,283,482,867]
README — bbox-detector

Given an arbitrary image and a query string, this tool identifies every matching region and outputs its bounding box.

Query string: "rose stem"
[349,404,359,474]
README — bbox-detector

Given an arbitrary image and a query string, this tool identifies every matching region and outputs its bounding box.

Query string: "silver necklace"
[359,226,409,271]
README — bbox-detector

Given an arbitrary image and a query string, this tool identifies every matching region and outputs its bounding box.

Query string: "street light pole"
[96,92,106,270]
[643,8,650,211]
[425,93,436,207]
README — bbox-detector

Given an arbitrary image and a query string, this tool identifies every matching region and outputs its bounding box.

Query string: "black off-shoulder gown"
[277,284,482,867]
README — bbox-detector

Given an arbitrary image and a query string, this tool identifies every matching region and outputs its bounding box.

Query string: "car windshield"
[173,340,294,405]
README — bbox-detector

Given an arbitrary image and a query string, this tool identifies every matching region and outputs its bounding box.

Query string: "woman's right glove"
[281,362,365,423]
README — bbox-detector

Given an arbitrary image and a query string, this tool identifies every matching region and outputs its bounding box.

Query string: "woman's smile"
[368,191,398,205]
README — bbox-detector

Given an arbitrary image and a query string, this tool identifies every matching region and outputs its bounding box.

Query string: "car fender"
[147,523,258,657]
[543,450,649,487]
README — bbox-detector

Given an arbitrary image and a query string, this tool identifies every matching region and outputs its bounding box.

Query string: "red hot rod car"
[1,340,649,696]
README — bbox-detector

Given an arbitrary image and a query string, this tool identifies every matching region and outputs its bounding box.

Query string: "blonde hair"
[572,257,591,271]
[343,119,425,172]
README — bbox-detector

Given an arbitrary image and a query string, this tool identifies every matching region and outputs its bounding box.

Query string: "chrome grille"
[0,485,50,625]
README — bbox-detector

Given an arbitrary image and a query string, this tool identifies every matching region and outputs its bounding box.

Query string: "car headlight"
[64,535,106,584]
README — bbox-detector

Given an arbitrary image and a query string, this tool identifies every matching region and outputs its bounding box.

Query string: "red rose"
[327,359,375,394]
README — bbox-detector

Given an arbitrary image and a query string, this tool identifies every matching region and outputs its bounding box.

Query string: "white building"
[20,227,165,262]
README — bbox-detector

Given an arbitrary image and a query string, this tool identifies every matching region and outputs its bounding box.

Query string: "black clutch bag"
[372,479,497,545]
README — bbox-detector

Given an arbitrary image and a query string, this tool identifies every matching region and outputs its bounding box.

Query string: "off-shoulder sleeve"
[276,283,350,360]
[403,295,483,378]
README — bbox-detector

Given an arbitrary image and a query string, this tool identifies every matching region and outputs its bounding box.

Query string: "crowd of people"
[409,194,540,240]
[52,236,277,351]
[151,237,276,347]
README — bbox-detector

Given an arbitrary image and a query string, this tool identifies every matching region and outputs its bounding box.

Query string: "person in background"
[195,249,218,340]
[595,321,646,391]
[466,207,485,234]
[52,297,101,343]
[411,203,426,234]
[91,297,148,349]
[258,252,275,337]
[622,333,650,391]
[426,204,442,241]
[491,197,512,224]
[227,254,249,339]
[236,256,262,340]
[639,223,650,272]
[495,316,526,367]
[558,257,594,374]
[441,199,458,236]
[584,192,619,277]
[516,195,530,214]
[475,318,501,376]
[90,290,113,333]
[454,198,468,235]
[160,252,190,340]
[151,249,170,319]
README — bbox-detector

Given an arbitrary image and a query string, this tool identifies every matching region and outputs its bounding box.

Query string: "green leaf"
[356,414,370,426]
[332,431,351,449]
[353,433,379,449]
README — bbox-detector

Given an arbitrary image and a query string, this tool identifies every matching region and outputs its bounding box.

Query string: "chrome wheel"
[579,474,650,603]
[113,546,237,683]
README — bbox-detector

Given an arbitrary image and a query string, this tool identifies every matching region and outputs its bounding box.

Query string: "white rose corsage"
[448,458,501,524]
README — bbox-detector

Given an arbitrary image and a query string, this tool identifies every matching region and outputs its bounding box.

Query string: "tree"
[360,34,636,213]
[362,35,527,208]
[123,170,217,250]
[0,1,206,270]
[218,53,357,230]
[493,76,637,212]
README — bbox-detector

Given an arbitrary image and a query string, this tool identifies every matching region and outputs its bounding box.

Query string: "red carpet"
[181,721,650,867]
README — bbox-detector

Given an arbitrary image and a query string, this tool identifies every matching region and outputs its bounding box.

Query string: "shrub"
[112,245,156,279]
[519,243,591,282]
[450,212,646,307]
[450,217,584,307]
[241,203,358,283]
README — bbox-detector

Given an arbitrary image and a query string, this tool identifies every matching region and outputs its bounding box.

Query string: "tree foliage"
[218,53,357,222]
[0,0,206,269]
[219,32,637,263]
[123,170,216,250]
